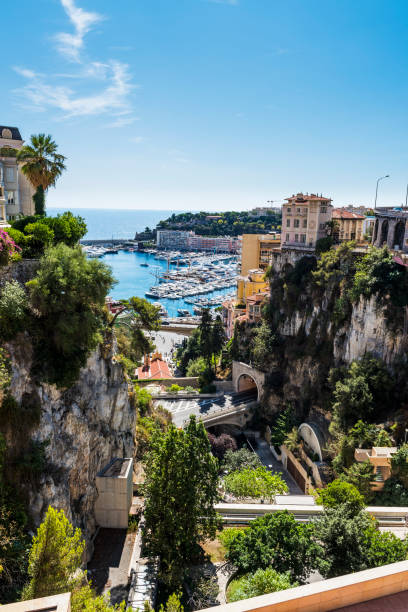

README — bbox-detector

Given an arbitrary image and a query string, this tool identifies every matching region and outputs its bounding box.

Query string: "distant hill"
[157,210,281,237]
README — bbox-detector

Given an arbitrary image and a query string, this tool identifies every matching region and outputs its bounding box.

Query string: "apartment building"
[281,193,333,248]
[332,209,365,242]
[240,233,281,275]
[156,229,194,249]
[156,229,241,252]
[188,234,240,253]
[0,126,35,225]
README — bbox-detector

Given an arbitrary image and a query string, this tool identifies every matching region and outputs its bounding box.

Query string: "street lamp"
[374,175,390,209]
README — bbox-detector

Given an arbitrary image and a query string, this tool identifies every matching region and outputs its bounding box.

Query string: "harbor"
[85,247,238,318]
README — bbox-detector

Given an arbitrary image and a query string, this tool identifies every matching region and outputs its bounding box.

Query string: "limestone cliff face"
[6,335,134,554]
[259,250,407,427]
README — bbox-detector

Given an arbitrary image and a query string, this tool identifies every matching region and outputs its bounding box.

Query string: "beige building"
[281,193,333,248]
[240,233,280,276]
[332,208,365,242]
[354,446,397,491]
[0,126,35,226]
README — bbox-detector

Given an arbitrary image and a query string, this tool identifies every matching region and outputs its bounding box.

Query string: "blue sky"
[2,0,408,210]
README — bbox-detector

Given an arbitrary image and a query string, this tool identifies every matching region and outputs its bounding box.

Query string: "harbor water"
[102,250,236,317]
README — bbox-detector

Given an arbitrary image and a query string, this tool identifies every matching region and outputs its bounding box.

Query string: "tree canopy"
[143,415,220,587]
[225,511,322,583]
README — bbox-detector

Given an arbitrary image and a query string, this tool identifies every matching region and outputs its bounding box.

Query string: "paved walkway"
[255,439,303,495]
[88,528,137,605]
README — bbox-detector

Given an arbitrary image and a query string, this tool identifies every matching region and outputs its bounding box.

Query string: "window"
[294,219,300,228]
[297,207,301,213]
[300,234,306,243]
[286,233,290,242]
[303,219,307,228]
[5,167,14,182]
[286,219,290,227]
[319,223,326,230]
[320,206,327,213]
[295,234,299,242]
[7,191,14,205]
[287,207,291,213]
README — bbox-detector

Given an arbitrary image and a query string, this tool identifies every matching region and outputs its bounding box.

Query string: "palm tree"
[17,134,66,216]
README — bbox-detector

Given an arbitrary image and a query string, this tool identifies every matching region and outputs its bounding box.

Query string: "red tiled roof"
[286,193,332,202]
[333,209,365,219]
[137,357,172,380]
[246,292,270,303]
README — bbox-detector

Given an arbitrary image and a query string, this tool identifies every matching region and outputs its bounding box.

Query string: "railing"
[182,400,257,428]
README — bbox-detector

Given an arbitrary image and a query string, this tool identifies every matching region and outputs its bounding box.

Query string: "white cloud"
[129,136,145,143]
[14,1,136,125]
[55,0,104,62]
[15,61,134,119]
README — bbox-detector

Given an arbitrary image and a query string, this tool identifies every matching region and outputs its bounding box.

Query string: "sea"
[48,207,236,316]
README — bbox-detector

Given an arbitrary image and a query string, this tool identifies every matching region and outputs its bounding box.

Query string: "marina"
[85,247,238,318]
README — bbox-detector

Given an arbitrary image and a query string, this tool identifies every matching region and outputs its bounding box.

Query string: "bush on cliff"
[9,212,87,257]
[27,243,114,387]
[0,280,29,339]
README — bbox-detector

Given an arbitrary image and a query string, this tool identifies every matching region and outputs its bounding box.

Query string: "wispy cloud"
[14,0,135,125]
[55,0,104,62]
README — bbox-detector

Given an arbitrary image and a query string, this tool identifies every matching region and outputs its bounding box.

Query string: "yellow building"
[333,209,365,242]
[354,446,397,491]
[237,268,269,302]
[240,233,280,276]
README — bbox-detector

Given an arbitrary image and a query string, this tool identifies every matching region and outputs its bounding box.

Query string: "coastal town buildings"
[249,205,280,217]
[156,229,241,253]
[372,208,408,252]
[281,193,333,249]
[236,268,269,304]
[240,233,280,275]
[247,292,269,323]
[354,446,397,491]
[136,352,172,380]
[0,126,35,225]
[156,229,194,250]
[332,208,365,242]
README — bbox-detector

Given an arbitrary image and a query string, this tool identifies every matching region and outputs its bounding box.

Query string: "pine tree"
[143,415,221,588]
[22,506,85,601]
[198,309,214,371]
[211,315,225,368]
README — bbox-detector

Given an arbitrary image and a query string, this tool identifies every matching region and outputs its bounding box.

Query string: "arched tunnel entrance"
[237,374,259,401]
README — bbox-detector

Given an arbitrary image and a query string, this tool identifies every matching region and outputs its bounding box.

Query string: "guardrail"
[182,400,257,428]
[215,502,408,527]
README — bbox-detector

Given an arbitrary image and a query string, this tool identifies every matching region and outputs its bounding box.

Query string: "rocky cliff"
[6,334,134,556]
[253,249,408,433]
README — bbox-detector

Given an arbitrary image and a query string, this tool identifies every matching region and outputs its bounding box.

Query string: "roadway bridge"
[216,502,408,529]
[156,389,258,428]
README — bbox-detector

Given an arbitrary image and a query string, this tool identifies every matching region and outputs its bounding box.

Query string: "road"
[153,389,257,427]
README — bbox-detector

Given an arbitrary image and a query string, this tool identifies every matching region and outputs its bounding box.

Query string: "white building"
[0,126,35,226]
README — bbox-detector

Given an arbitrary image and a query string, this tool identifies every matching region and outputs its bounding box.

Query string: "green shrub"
[315,480,365,515]
[224,466,288,500]
[222,448,261,473]
[186,356,207,377]
[0,281,28,339]
[227,568,296,602]
[26,244,114,387]
[168,384,182,393]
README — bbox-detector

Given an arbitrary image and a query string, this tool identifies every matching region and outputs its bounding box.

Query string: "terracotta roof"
[246,292,270,303]
[333,209,365,220]
[286,193,332,203]
[137,356,172,380]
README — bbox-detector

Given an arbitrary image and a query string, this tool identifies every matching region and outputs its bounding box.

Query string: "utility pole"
[374,175,390,209]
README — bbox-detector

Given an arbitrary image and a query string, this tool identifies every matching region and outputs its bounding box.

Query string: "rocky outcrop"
[6,335,134,556]
[258,250,408,429]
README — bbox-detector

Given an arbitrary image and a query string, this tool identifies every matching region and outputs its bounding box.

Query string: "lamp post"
[374,175,390,209]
